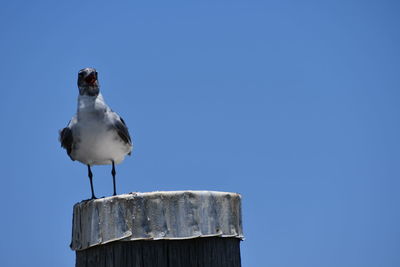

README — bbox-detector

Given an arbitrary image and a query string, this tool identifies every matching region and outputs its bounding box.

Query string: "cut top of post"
[71,191,243,251]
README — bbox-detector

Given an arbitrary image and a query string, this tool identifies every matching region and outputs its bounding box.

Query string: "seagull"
[59,67,132,199]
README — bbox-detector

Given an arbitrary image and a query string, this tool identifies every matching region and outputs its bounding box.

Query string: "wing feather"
[59,126,74,160]
[114,116,132,145]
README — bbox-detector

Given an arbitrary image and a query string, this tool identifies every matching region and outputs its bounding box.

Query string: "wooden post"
[71,191,243,267]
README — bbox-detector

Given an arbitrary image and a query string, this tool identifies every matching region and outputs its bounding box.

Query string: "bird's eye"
[78,72,84,77]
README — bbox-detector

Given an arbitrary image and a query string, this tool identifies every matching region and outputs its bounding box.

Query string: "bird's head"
[77,67,100,96]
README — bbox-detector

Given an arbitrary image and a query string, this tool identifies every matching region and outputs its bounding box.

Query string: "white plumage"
[69,94,131,165]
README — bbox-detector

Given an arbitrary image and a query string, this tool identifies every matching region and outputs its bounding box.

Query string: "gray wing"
[113,116,132,146]
[59,122,75,161]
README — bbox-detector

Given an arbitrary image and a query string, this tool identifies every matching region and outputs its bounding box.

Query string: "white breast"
[70,94,131,165]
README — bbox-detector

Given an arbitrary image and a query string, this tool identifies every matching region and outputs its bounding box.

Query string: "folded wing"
[59,125,74,160]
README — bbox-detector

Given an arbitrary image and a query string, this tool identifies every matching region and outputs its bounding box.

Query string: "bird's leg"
[87,165,96,199]
[112,161,117,196]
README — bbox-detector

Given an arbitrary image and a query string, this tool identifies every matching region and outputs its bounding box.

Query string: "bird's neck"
[77,93,107,114]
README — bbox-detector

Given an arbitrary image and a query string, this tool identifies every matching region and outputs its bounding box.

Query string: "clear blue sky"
[0,1,399,266]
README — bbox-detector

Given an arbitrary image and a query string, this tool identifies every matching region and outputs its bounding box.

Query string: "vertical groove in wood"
[76,237,241,267]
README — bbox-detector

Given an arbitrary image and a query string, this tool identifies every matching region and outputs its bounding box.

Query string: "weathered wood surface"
[72,191,243,266]
[76,237,241,267]
[71,191,243,250]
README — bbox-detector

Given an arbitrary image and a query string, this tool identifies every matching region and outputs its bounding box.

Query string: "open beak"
[85,73,97,85]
